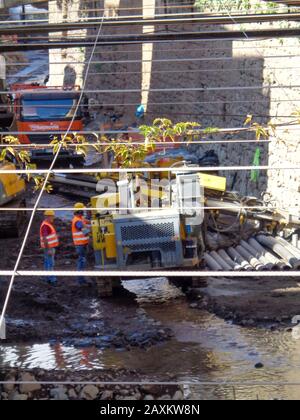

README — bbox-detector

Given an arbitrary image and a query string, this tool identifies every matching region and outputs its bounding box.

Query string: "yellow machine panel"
[199,173,226,192]
[105,233,117,259]
[0,163,25,202]
[91,215,117,259]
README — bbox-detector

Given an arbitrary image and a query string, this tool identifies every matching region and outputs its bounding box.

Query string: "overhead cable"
[1,165,300,175]
[1,270,300,278]
[1,29,300,52]
[0,12,106,340]
[1,84,299,95]
[1,12,300,35]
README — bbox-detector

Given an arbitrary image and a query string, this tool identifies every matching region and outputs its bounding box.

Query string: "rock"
[172,390,184,400]
[100,390,114,400]
[144,395,154,400]
[68,388,77,399]
[255,363,264,369]
[3,375,15,393]
[189,303,198,309]
[80,385,99,400]
[119,389,130,396]
[158,394,171,400]
[141,385,162,396]
[50,387,68,400]
[133,392,142,400]
[19,373,41,394]
[10,392,28,401]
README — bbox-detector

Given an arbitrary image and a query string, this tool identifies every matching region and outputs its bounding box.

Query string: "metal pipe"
[217,249,242,271]
[204,253,223,271]
[51,175,97,190]
[275,236,300,259]
[248,237,291,270]
[241,239,275,270]
[256,235,300,269]
[292,234,299,249]
[210,251,232,271]
[227,247,253,271]
[236,245,264,270]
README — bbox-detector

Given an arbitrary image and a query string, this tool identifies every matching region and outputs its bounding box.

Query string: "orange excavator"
[11,83,89,167]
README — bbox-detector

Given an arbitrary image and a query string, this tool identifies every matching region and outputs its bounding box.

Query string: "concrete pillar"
[48,0,86,87]
[141,0,155,113]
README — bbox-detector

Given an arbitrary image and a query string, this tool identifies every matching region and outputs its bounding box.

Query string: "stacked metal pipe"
[204,234,300,271]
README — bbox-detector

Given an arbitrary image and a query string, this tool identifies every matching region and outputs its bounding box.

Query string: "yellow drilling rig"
[86,159,300,296]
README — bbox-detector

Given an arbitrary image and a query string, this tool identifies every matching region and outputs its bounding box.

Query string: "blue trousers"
[44,249,57,284]
[76,245,88,284]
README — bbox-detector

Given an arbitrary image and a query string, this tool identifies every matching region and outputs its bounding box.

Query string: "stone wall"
[0,369,183,400]
[49,0,300,209]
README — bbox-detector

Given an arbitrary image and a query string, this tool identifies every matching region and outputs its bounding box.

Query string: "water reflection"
[2,278,300,399]
[0,343,113,371]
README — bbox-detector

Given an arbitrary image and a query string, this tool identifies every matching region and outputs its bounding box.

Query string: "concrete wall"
[48,0,300,209]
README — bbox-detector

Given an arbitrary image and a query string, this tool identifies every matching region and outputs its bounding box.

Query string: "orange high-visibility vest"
[40,221,59,249]
[72,215,90,246]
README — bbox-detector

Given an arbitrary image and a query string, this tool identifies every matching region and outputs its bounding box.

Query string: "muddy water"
[1,278,300,400]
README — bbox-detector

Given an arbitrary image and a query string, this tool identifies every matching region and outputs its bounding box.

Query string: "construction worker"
[72,203,91,285]
[40,210,59,285]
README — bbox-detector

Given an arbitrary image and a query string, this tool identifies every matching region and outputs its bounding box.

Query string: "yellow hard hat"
[74,202,85,211]
[44,210,55,217]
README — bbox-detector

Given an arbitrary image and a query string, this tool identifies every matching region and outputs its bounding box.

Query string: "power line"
[1,270,300,278]
[0,139,273,148]
[1,121,298,136]
[1,12,300,35]
[1,119,299,137]
[2,9,300,26]
[7,54,300,66]
[7,67,300,81]
[2,84,300,95]
[2,28,300,52]
[9,42,300,56]
[7,28,300,43]
[8,53,300,65]
[0,205,297,212]
[0,11,106,340]
[2,99,298,109]
[1,165,300,175]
